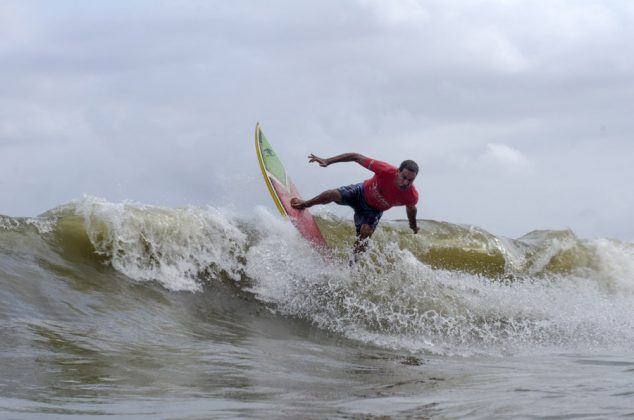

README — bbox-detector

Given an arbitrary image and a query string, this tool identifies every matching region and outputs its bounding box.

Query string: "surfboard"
[255,123,328,251]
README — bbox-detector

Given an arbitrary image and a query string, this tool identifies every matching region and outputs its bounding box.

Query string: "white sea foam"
[245,211,634,356]
[0,214,56,234]
[75,196,247,292]
[589,238,634,294]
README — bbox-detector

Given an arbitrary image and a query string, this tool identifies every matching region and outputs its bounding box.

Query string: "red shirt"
[361,158,419,211]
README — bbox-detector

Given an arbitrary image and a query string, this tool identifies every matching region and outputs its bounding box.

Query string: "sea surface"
[1,196,634,419]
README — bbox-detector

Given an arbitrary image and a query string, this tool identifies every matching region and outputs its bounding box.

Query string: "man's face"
[396,169,417,190]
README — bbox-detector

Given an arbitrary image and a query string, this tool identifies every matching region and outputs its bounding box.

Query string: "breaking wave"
[2,196,633,356]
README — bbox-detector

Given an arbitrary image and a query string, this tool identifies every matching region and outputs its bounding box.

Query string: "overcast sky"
[1,0,633,240]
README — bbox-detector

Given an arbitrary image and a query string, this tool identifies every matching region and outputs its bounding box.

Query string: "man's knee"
[327,189,342,202]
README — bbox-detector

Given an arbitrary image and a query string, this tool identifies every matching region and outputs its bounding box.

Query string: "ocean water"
[1,196,633,419]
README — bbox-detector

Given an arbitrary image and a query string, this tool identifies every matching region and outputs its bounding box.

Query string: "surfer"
[291,153,419,254]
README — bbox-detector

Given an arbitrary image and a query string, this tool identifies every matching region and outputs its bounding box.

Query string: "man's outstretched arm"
[307,153,368,168]
[406,205,419,234]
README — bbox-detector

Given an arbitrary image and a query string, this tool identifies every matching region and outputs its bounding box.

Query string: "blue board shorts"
[336,183,383,235]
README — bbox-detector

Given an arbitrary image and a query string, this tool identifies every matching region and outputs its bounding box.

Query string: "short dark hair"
[399,160,419,174]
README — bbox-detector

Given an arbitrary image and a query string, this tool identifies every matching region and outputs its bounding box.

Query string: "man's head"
[396,160,418,190]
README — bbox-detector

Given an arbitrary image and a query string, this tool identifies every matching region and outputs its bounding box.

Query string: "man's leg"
[291,189,342,209]
[353,223,374,254]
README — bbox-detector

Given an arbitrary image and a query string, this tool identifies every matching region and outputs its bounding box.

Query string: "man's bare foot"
[290,198,307,209]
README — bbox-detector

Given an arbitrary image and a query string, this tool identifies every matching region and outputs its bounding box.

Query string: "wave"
[1,196,633,356]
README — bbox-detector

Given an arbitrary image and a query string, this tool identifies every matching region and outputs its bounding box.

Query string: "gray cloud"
[1,0,633,239]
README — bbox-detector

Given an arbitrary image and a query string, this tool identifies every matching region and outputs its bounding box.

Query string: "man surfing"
[291,153,419,254]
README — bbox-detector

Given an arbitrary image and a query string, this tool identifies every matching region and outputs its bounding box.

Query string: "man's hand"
[308,154,329,167]
[307,153,367,167]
